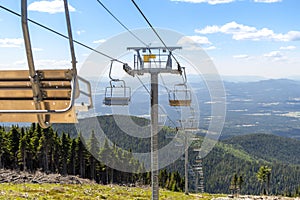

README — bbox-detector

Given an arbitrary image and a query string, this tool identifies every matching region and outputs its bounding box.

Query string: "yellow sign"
[143,54,156,62]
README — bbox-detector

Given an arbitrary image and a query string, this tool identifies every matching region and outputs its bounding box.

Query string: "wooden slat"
[0,81,71,88]
[0,88,71,99]
[169,100,191,106]
[37,69,73,80]
[0,100,77,123]
[0,69,72,80]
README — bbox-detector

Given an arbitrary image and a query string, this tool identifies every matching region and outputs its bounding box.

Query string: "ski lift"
[168,67,191,107]
[0,0,92,128]
[103,61,131,106]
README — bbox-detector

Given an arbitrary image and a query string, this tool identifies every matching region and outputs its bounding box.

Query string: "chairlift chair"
[168,67,191,106]
[169,83,192,106]
[103,60,131,106]
[103,80,131,106]
[0,0,93,128]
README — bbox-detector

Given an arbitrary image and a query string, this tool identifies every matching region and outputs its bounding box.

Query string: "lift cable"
[94,0,153,95]
[130,0,182,71]
[95,0,148,47]
[93,1,179,113]
[0,5,126,65]
[136,75,151,94]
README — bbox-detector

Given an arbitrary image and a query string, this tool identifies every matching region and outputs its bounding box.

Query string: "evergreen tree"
[8,126,21,169]
[30,124,42,171]
[17,133,28,171]
[76,133,87,178]
[88,131,100,181]
[68,138,77,175]
[257,165,272,195]
[238,175,244,195]
[99,139,113,184]
[230,173,238,196]
[60,132,70,175]
[0,127,7,168]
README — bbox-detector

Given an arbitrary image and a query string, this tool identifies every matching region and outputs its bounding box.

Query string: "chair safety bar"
[77,76,93,110]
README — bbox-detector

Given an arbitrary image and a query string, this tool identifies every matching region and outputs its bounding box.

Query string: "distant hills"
[219,79,300,139]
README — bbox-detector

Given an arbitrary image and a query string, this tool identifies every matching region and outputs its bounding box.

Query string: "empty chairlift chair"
[103,80,131,106]
[103,61,131,106]
[169,83,192,106]
[168,67,192,107]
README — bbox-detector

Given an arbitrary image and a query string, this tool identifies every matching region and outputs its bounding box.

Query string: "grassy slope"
[0,183,224,200]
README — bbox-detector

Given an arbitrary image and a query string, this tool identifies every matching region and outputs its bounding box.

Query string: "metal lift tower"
[125,46,182,200]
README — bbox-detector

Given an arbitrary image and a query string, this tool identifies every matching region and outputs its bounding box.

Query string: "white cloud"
[254,0,282,3]
[195,21,300,42]
[14,59,71,68]
[263,51,287,62]
[76,30,85,36]
[170,0,235,4]
[37,59,72,68]
[28,0,76,14]
[204,46,217,50]
[0,38,23,48]
[33,47,43,52]
[264,51,282,58]
[184,35,211,45]
[177,36,212,50]
[233,54,249,59]
[93,39,106,44]
[196,21,257,34]
[177,35,211,45]
[278,31,300,41]
[280,46,296,50]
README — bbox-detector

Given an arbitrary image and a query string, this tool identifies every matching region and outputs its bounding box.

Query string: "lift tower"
[125,46,182,200]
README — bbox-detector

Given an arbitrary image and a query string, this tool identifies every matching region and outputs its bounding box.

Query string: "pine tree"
[17,133,28,171]
[238,175,244,195]
[230,173,238,196]
[8,126,21,169]
[257,165,272,195]
[0,127,6,168]
[88,131,100,181]
[60,132,70,175]
[30,124,42,171]
[99,139,113,184]
[68,138,77,175]
[76,133,87,178]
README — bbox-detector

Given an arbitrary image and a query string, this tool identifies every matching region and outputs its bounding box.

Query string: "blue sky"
[0,0,299,78]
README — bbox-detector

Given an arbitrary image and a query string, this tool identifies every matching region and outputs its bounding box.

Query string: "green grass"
[0,183,225,200]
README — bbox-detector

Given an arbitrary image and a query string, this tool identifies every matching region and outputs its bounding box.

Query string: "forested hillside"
[223,134,300,165]
[0,123,184,192]
[1,115,300,196]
